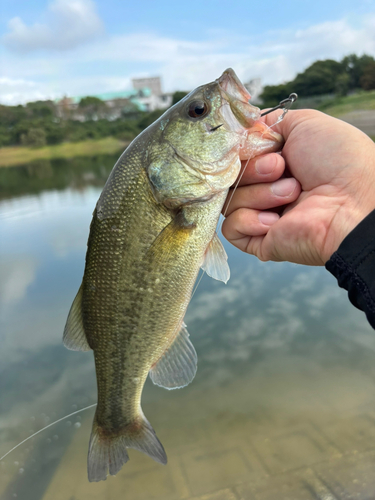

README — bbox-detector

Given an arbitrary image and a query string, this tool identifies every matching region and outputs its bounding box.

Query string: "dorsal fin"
[149,323,197,390]
[63,285,91,351]
[201,233,230,284]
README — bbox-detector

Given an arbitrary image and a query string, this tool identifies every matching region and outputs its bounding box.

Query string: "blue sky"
[0,0,374,104]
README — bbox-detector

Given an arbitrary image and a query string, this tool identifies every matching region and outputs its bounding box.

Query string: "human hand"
[222,109,375,265]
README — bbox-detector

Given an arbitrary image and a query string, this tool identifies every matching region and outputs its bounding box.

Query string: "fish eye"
[187,100,209,119]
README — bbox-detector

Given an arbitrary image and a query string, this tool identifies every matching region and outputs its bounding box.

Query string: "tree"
[78,96,106,120]
[260,83,294,108]
[20,128,47,147]
[341,54,375,90]
[360,61,375,91]
[335,73,351,96]
[26,100,55,118]
[137,109,165,130]
[78,96,104,108]
[172,91,188,105]
[0,104,27,127]
[292,59,344,96]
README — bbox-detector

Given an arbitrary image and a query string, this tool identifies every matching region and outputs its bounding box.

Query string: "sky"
[0,0,375,105]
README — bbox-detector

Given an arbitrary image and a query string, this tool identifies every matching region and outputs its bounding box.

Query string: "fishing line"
[0,403,97,462]
[219,93,298,230]
[191,269,205,300]
[184,155,250,301]
[192,158,250,298]
[218,155,251,235]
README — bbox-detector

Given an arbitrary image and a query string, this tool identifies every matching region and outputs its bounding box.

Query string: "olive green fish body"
[84,153,226,431]
[63,69,284,482]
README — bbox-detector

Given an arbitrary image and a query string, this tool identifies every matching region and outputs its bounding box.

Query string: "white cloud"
[305,284,344,318]
[188,285,240,322]
[2,0,104,53]
[0,77,58,105]
[74,16,375,88]
[89,33,218,63]
[0,74,135,105]
[1,14,374,104]
[0,257,37,306]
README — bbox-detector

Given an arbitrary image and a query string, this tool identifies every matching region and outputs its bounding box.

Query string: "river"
[1,154,375,500]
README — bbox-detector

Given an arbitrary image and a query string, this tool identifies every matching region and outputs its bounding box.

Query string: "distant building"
[132,77,162,97]
[132,76,172,112]
[244,78,263,105]
[56,75,173,120]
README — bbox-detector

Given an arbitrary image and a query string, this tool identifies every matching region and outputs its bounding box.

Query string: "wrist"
[324,201,375,263]
[324,145,375,261]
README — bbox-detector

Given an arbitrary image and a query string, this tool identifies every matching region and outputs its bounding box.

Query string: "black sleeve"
[325,209,375,329]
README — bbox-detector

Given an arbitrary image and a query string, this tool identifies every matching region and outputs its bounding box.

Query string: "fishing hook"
[260,93,298,117]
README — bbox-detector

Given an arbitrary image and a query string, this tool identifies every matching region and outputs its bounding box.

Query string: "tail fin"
[87,412,167,482]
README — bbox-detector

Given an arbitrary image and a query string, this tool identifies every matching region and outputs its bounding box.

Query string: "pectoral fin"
[63,285,91,351]
[201,233,230,284]
[149,323,197,390]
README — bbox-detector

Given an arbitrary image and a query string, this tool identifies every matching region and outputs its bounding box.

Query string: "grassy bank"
[317,90,375,116]
[0,136,127,168]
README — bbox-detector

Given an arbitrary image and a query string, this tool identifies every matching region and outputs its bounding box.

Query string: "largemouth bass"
[63,68,283,482]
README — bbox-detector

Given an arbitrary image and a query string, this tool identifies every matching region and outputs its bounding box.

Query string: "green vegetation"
[0,90,188,150]
[0,137,126,168]
[261,54,375,107]
[316,90,375,116]
[0,89,189,167]
[0,57,374,168]
[172,91,188,105]
[0,102,141,148]
[77,96,108,120]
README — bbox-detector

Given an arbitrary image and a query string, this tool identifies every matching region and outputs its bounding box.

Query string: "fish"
[63,68,283,482]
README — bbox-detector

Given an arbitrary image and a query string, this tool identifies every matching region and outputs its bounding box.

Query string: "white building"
[132,77,173,112]
[56,76,174,120]
[132,77,162,96]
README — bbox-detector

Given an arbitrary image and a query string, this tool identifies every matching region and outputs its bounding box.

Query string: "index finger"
[237,152,286,187]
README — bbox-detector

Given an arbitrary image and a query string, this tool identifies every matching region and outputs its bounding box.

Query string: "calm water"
[1,156,375,500]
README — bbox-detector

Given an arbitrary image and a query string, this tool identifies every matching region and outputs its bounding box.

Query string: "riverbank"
[0,137,127,168]
[317,90,375,117]
[1,98,374,168]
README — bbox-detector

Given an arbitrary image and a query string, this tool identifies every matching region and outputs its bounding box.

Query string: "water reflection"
[0,154,118,201]
[1,155,375,500]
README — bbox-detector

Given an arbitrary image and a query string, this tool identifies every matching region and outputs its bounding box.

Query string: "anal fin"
[63,284,91,351]
[201,233,230,284]
[149,323,197,390]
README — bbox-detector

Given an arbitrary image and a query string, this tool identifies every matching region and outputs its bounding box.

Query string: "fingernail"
[258,212,279,226]
[255,155,276,175]
[271,178,297,197]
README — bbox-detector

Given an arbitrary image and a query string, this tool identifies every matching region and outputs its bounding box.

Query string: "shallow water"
[1,156,375,500]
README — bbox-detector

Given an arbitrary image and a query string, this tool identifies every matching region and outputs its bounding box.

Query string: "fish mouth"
[216,68,261,130]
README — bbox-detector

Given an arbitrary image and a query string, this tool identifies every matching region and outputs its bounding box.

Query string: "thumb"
[260,109,313,141]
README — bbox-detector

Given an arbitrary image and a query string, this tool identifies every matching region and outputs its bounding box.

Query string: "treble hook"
[260,93,298,117]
